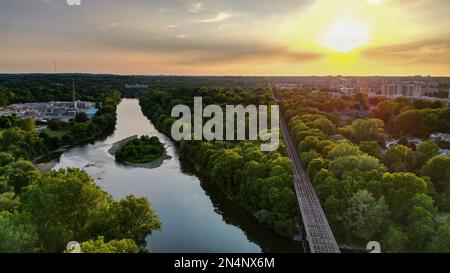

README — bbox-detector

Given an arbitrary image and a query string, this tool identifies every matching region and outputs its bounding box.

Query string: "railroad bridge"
[274,89,340,253]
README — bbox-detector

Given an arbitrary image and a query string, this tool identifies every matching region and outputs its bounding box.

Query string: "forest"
[279,88,450,252]
[0,74,268,107]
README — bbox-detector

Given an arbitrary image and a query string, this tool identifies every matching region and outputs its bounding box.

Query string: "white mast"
[72,79,77,109]
[448,87,450,107]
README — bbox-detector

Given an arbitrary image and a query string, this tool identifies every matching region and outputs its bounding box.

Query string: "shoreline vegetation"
[0,83,162,253]
[34,122,117,172]
[139,86,300,239]
[109,135,170,169]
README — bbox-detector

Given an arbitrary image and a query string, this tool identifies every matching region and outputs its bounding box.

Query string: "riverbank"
[120,152,171,169]
[34,159,60,172]
[33,122,116,172]
[108,135,138,155]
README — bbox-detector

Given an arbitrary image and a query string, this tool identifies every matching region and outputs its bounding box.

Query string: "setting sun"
[320,18,370,53]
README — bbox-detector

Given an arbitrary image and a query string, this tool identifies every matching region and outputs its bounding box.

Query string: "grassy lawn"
[41,128,68,138]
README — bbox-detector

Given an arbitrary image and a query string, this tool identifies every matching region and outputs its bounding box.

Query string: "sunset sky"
[0,0,449,75]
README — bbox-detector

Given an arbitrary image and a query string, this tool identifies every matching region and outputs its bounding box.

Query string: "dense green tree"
[393,108,450,138]
[418,141,440,159]
[47,119,69,131]
[298,136,335,157]
[74,112,89,123]
[210,149,244,195]
[0,192,21,212]
[383,226,409,253]
[0,128,45,159]
[0,116,13,129]
[90,195,162,248]
[0,152,15,166]
[410,193,438,215]
[69,122,93,140]
[427,217,450,253]
[21,168,161,252]
[0,176,13,194]
[359,141,383,159]
[341,119,385,144]
[4,160,40,193]
[378,173,428,222]
[307,157,327,178]
[21,168,110,252]
[311,117,336,135]
[300,150,321,166]
[0,211,39,253]
[79,236,139,253]
[342,190,389,244]
[0,85,11,107]
[407,205,436,251]
[383,145,416,172]
[327,141,362,160]
[329,154,385,179]
[15,118,36,132]
[322,194,346,234]
[371,99,413,124]
[421,155,450,193]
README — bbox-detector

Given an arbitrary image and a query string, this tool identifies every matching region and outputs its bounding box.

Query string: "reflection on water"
[49,98,301,253]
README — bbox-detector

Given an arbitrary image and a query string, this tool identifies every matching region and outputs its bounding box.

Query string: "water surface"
[51,98,301,253]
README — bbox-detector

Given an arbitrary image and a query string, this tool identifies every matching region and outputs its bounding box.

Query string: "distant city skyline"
[0,0,449,76]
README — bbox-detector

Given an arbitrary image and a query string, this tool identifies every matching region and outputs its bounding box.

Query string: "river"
[49,98,301,253]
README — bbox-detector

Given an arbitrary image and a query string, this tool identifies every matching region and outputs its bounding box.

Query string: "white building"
[430,133,450,143]
[340,87,358,96]
[275,83,303,90]
[378,80,439,99]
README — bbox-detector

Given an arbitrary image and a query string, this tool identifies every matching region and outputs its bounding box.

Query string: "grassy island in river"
[115,135,165,164]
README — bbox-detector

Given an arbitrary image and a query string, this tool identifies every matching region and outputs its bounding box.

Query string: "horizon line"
[1,72,450,78]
